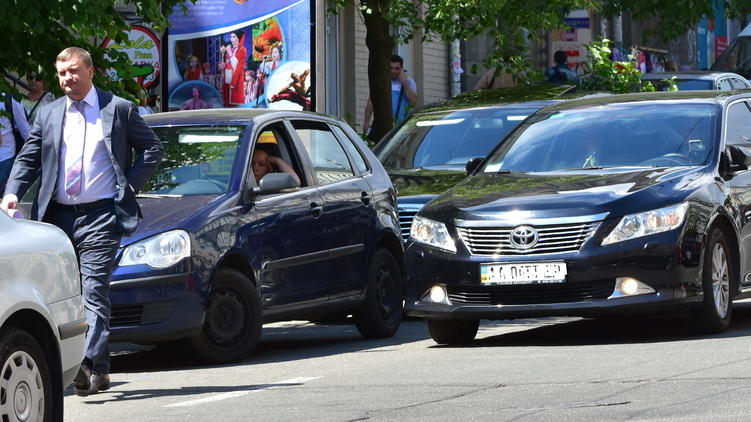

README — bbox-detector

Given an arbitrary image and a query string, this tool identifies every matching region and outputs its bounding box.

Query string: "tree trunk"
[361,0,395,144]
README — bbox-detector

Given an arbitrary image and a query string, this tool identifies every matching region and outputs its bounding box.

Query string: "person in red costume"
[183,55,201,81]
[222,30,247,107]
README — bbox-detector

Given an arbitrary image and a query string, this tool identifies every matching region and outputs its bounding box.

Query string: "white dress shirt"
[55,87,117,204]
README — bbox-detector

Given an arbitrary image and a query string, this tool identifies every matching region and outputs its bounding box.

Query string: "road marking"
[165,377,322,407]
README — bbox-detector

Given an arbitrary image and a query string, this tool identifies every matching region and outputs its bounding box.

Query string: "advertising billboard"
[166,0,312,111]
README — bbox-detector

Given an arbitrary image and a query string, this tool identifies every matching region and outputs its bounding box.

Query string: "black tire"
[689,228,733,334]
[426,319,480,344]
[354,248,403,338]
[188,268,263,364]
[0,327,53,422]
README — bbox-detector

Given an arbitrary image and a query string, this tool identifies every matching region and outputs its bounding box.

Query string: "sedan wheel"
[0,328,52,422]
[426,319,480,344]
[689,228,733,334]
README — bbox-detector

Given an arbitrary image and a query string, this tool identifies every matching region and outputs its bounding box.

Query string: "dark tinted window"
[726,101,751,146]
[482,103,715,172]
[374,106,542,170]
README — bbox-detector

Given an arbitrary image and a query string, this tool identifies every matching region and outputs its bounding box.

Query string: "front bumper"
[108,272,206,343]
[404,230,704,321]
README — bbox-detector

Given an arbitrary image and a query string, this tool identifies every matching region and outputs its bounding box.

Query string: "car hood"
[123,195,223,244]
[421,167,705,222]
[389,167,469,198]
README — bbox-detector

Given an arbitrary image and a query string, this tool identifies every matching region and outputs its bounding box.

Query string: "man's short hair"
[391,54,404,67]
[57,47,93,68]
[553,50,568,64]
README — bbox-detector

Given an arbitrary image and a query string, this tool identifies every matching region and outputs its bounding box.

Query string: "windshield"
[142,125,244,195]
[651,79,715,91]
[375,106,543,170]
[711,35,750,78]
[482,103,715,173]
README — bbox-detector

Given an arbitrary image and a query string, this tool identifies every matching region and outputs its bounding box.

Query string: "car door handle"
[310,203,323,217]
[360,191,371,206]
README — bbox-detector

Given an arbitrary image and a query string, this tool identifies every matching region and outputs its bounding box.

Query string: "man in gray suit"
[0,47,164,396]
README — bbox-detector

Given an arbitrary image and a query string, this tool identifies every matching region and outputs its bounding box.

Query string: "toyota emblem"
[509,226,539,249]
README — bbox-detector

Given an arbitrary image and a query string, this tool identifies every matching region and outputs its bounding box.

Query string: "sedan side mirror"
[466,158,484,175]
[725,145,751,172]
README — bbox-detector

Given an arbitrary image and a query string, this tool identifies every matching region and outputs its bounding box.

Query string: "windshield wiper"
[497,170,511,174]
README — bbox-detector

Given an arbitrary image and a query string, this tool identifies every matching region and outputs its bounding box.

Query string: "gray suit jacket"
[6,88,164,236]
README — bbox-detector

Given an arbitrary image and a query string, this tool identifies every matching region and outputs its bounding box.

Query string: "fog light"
[429,285,447,303]
[610,277,656,299]
[621,278,639,295]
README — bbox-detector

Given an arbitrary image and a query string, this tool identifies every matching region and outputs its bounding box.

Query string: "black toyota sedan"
[98,109,403,364]
[404,90,751,344]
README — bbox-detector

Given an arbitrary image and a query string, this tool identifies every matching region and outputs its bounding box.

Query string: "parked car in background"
[0,212,86,420]
[642,71,751,91]
[97,109,403,365]
[404,90,751,344]
[711,23,751,79]
[373,85,606,240]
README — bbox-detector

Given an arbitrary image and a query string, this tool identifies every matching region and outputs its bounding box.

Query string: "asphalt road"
[64,301,751,421]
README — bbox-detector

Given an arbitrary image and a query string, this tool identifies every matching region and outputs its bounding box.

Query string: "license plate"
[480,262,567,285]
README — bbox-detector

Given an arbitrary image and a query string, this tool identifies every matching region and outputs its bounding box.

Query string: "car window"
[252,125,305,187]
[291,121,355,185]
[144,125,244,195]
[331,124,369,174]
[730,77,751,89]
[482,103,715,172]
[374,106,540,170]
[725,101,751,146]
[717,78,733,90]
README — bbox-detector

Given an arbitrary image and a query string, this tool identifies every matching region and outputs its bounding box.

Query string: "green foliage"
[1,0,195,102]
[343,112,375,148]
[579,38,649,93]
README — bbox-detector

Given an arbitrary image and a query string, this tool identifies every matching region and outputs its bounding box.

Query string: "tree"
[1,0,195,102]
[335,0,746,142]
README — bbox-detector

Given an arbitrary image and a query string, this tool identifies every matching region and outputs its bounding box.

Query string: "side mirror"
[725,145,751,172]
[465,158,484,175]
[246,173,300,200]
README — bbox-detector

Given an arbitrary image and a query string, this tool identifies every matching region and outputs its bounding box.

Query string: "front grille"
[398,208,420,241]
[457,221,600,256]
[446,280,614,305]
[110,300,178,327]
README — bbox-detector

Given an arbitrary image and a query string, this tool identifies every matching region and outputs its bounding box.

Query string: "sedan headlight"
[410,216,456,253]
[602,202,689,246]
[119,230,191,268]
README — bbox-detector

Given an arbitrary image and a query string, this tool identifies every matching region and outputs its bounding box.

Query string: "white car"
[0,211,86,420]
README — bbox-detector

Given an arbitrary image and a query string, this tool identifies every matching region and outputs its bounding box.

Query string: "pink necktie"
[65,101,86,198]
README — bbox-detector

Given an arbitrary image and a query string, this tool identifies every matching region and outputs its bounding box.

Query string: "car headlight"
[602,202,689,246]
[119,230,191,268]
[410,216,457,253]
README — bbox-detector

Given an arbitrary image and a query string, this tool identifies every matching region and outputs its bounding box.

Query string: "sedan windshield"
[483,103,715,173]
[142,125,245,195]
[375,106,542,170]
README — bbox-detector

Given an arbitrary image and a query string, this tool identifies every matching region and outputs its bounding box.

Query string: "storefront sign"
[102,25,161,89]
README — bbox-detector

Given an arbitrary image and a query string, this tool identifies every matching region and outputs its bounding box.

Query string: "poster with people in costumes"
[166,0,313,111]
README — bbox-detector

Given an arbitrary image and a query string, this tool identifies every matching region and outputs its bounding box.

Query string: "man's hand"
[0,194,19,212]
[397,69,409,85]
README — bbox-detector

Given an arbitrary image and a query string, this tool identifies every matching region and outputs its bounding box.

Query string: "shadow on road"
[441,300,751,349]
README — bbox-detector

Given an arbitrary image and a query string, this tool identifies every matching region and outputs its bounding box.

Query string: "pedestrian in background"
[0,93,30,196]
[0,47,164,397]
[363,54,418,135]
[545,50,580,85]
[22,70,55,125]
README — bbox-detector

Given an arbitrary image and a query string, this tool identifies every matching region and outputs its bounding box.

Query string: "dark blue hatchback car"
[106,109,403,364]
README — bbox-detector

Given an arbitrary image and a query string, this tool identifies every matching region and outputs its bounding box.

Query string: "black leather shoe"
[89,372,110,395]
[73,363,92,397]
